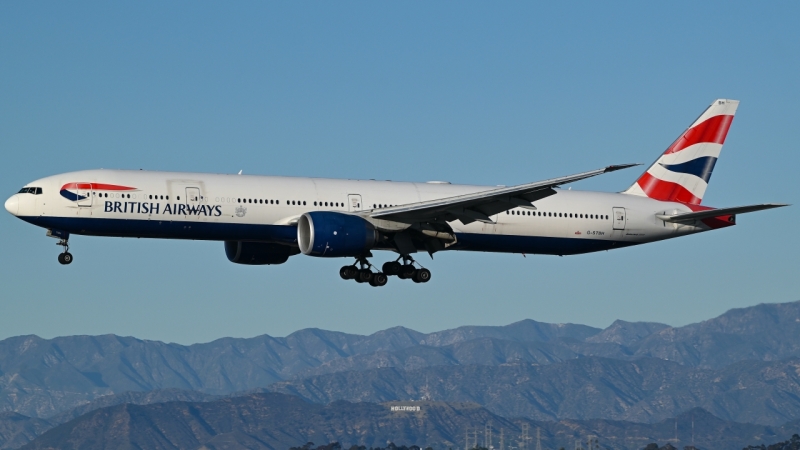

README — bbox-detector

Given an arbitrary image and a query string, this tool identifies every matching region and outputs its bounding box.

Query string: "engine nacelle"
[297,211,377,257]
[224,241,296,265]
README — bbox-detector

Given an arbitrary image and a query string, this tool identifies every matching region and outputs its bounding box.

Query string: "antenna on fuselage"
[238,170,242,175]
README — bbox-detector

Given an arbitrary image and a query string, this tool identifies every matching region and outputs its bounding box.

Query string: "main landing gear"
[56,239,73,265]
[339,255,431,287]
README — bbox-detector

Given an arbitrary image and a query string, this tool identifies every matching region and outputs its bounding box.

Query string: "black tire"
[369,273,388,287]
[340,265,357,280]
[57,253,66,265]
[413,268,431,283]
[382,261,402,276]
[356,269,373,283]
[398,264,416,279]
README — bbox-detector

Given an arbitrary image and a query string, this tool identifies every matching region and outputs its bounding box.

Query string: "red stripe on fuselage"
[636,172,702,204]
[61,183,136,191]
[664,114,734,154]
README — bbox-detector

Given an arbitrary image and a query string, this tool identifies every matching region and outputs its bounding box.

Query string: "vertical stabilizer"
[623,99,739,204]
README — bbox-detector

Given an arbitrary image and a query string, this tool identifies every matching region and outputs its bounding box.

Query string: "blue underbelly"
[19,216,632,255]
[451,232,632,255]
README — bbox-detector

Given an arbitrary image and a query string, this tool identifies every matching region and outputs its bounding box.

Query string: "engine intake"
[297,211,377,257]
[224,241,296,265]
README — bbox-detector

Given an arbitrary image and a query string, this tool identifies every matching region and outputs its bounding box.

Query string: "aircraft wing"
[656,203,789,223]
[367,164,639,225]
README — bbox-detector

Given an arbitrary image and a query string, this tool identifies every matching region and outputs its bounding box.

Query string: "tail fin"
[623,99,739,204]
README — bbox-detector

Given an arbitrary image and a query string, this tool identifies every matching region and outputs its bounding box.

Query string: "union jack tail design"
[623,99,739,205]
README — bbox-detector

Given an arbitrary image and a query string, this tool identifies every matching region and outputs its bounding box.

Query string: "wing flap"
[368,164,638,224]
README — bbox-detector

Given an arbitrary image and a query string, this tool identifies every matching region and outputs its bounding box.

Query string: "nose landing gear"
[46,229,73,265]
[56,239,73,265]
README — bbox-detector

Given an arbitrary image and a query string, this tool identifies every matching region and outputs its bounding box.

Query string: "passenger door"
[186,187,201,205]
[348,194,363,212]
[612,207,626,230]
[76,184,93,207]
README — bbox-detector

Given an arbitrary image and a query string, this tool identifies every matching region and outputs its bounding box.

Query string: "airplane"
[4,99,788,286]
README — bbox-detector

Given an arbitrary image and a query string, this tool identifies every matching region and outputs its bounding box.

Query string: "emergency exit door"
[612,207,626,230]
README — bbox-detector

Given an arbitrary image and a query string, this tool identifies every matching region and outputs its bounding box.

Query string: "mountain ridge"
[1,300,799,422]
[14,393,800,450]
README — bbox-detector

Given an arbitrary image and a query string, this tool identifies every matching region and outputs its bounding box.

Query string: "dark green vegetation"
[744,434,800,450]
[1,301,800,449]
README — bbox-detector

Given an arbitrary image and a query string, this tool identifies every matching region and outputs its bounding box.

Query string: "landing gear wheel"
[369,273,388,287]
[58,252,73,265]
[382,261,402,276]
[356,269,373,283]
[340,265,358,280]
[412,268,431,283]
[398,264,416,280]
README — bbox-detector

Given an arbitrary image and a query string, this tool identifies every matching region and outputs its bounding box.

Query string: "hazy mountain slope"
[18,394,799,450]
[632,301,800,368]
[3,301,800,420]
[270,357,800,426]
[585,320,670,345]
[0,320,599,418]
[294,337,631,378]
[0,413,51,450]
[48,388,219,426]
[419,319,601,346]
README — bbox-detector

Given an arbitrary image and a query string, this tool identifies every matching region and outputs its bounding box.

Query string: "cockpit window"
[17,187,42,195]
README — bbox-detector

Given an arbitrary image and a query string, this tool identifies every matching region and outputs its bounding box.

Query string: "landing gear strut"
[340,256,388,287]
[340,255,431,286]
[383,255,431,283]
[56,239,73,265]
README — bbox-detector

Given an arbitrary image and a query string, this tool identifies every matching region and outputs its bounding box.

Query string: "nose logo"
[60,183,137,201]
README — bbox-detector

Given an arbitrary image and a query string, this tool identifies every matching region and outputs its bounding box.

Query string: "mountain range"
[2,300,800,448]
[12,393,800,450]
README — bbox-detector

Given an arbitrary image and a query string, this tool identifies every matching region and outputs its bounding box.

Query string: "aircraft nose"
[5,195,19,216]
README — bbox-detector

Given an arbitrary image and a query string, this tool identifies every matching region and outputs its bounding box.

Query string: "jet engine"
[297,211,377,257]
[224,241,297,265]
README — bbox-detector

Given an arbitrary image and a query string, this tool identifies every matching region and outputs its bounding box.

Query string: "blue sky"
[1,2,797,344]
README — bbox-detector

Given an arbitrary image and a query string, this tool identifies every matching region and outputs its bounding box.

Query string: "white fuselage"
[5,169,718,258]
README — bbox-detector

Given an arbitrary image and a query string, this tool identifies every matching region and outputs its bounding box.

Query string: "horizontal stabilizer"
[656,203,788,223]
